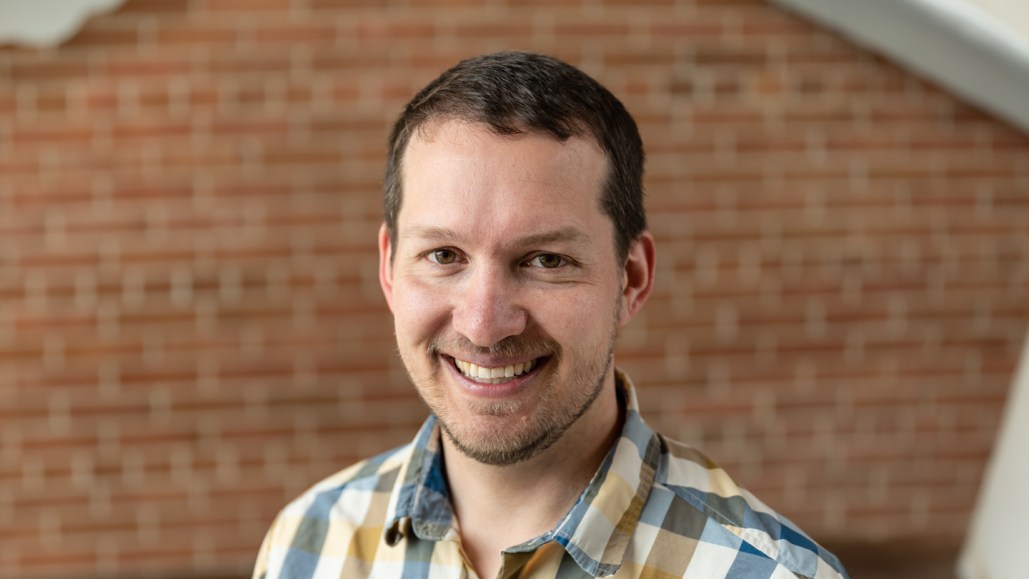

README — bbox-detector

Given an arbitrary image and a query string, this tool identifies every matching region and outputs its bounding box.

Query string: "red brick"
[206,52,292,75]
[311,50,390,71]
[253,23,337,43]
[110,120,193,141]
[0,153,40,176]
[260,144,342,165]
[202,0,294,13]
[161,145,246,170]
[0,91,16,115]
[451,20,535,40]
[63,26,140,50]
[284,83,316,104]
[2,1,1029,577]
[11,122,94,144]
[694,0,764,4]
[209,116,290,136]
[649,16,725,37]
[105,55,192,78]
[507,0,582,6]
[154,24,240,47]
[113,0,192,16]
[105,180,192,202]
[29,88,71,114]
[604,47,678,67]
[407,0,487,6]
[185,82,222,109]
[310,0,392,7]
[10,58,93,83]
[350,19,435,42]
[73,82,120,112]
[15,549,98,572]
[553,21,630,37]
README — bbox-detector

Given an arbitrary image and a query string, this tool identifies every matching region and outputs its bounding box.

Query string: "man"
[254,52,849,579]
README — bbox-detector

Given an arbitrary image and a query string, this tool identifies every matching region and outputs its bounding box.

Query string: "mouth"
[445,355,549,385]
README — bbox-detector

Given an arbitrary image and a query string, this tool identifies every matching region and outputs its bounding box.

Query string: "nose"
[451,264,528,348]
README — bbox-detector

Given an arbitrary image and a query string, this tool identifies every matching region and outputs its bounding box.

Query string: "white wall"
[771,0,1029,135]
[0,0,125,47]
[959,332,1029,579]
[963,0,1029,38]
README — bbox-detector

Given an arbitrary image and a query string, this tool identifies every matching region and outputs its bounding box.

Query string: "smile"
[451,357,543,384]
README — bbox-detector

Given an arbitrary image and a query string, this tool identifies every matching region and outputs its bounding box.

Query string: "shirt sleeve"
[251,512,281,579]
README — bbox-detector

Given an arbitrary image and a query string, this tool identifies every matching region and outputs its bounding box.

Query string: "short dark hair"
[383,51,646,262]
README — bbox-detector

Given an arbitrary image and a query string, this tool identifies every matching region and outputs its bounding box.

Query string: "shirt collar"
[384,414,457,545]
[383,369,661,577]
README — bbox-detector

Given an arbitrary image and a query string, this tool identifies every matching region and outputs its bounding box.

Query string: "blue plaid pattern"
[254,370,849,578]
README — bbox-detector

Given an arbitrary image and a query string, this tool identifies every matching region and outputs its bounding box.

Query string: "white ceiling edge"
[771,0,1029,136]
[0,0,127,47]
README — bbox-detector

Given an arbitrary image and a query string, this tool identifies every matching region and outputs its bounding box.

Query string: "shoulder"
[647,434,848,579]
[274,443,411,529]
[253,444,412,579]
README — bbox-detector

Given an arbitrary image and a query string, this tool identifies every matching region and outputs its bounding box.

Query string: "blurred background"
[1,0,1027,578]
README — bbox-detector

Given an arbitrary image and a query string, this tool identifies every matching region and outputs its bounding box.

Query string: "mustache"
[427,334,561,361]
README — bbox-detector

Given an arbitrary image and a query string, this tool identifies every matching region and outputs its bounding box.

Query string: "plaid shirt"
[254,371,849,578]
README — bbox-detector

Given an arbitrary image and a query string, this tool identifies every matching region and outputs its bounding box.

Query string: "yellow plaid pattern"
[253,371,849,578]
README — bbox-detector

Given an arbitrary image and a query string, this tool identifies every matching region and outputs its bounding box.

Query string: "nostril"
[452,306,529,348]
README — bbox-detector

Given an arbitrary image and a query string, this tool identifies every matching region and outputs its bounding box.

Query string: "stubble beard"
[406,304,620,467]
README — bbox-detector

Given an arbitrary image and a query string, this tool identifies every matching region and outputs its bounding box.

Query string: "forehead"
[396,122,611,250]
[403,119,605,186]
[398,121,610,242]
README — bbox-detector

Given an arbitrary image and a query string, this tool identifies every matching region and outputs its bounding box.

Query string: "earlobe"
[619,232,655,326]
[378,223,395,311]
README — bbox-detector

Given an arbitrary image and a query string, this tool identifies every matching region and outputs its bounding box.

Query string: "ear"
[619,231,655,327]
[378,223,395,312]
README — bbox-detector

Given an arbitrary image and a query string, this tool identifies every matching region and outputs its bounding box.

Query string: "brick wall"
[2,0,1027,577]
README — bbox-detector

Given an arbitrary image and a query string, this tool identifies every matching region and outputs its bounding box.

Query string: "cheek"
[531,288,614,343]
[392,278,451,342]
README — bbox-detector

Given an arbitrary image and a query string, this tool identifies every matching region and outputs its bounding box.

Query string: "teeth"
[453,358,538,383]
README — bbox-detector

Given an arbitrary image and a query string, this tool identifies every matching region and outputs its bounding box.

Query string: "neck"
[442,377,624,578]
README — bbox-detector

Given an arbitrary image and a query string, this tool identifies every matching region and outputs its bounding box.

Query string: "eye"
[428,248,459,265]
[529,254,565,269]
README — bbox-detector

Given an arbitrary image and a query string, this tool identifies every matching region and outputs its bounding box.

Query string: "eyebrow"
[402,225,590,248]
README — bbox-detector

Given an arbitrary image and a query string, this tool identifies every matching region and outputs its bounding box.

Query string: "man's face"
[379,120,645,466]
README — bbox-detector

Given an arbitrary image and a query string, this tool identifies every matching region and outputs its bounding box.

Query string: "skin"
[379,119,654,579]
